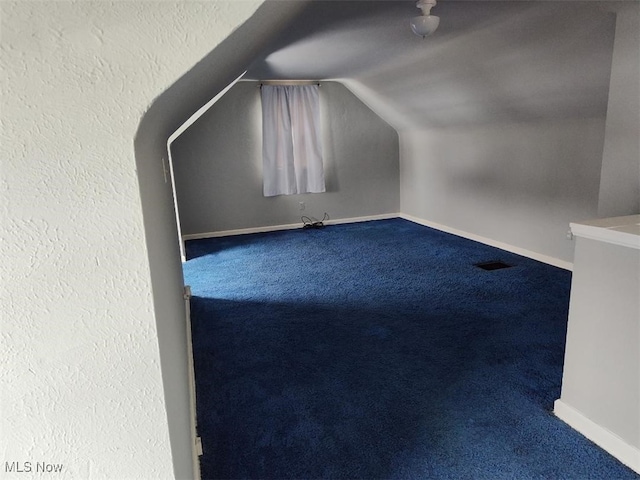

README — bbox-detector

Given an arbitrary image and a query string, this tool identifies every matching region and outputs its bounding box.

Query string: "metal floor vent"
[475,261,513,271]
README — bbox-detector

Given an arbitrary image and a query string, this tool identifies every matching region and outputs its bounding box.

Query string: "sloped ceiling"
[245,0,616,130]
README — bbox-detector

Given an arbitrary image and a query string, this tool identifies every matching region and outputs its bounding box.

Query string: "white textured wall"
[171,81,399,235]
[0,1,261,478]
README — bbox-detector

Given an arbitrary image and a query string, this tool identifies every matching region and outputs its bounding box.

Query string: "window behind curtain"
[261,85,325,197]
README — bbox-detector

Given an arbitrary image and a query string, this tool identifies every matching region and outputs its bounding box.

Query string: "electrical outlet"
[299,202,305,211]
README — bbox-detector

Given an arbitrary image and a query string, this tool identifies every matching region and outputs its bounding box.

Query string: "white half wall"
[555,218,640,473]
[171,81,399,236]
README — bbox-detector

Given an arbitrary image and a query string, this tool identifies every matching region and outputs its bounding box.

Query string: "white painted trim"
[183,222,301,240]
[182,213,574,271]
[169,71,247,145]
[571,226,640,250]
[167,144,186,263]
[325,213,398,226]
[400,213,573,271]
[183,286,201,480]
[554,400,640,474]
[182,213,399,240]
[570,216,640,250]
[168,71,248,263]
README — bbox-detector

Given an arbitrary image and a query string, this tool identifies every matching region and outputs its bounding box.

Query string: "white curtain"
[261,85,325,197]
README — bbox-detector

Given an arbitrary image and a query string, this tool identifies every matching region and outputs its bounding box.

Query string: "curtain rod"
[257,80,321,88]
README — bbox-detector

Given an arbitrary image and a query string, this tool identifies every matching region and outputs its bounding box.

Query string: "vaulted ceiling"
[243,0,617,130]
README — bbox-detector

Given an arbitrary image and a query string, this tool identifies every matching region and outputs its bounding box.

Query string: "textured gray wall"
[172,81,399,235]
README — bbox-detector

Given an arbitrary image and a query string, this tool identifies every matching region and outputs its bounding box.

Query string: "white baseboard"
[399,213,573,271]
[554,399,640,474]
[182,213,399,241]
[324,213,399,226]
[183,223,300,241]
[183,286,201,480]
[183,213,574,271]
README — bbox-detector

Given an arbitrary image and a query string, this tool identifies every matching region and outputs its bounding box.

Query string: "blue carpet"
[184,218,637,480]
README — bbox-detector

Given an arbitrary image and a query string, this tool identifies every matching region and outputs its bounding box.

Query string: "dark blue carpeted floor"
[184,218,638,480]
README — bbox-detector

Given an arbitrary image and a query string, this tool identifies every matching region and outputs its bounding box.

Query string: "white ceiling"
[244,1,617,130]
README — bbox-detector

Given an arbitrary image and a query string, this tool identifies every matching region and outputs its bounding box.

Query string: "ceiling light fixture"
[410,0,440,38]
